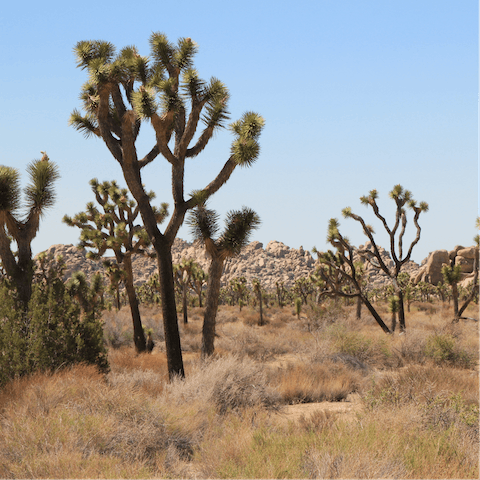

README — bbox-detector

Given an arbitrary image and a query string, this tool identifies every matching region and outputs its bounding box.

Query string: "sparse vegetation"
[0,299,477,478]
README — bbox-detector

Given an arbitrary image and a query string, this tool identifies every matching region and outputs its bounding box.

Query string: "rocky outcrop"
[38,239,317,291]
[37,240,477,291]
[413,245,478,287]
[412,249,450,285]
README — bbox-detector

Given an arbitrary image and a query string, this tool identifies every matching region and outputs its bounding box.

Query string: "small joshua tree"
[388,295,400,332]
[188,204,260,356]
[190,261,207,307]
[314,219,392,334]
[173,258,196,324]
[252,278,265,326]
[442,220,479,322]
[0,153,60,308]
[70,34,264,378]
[342,185,428,332]
[63,179,168,353]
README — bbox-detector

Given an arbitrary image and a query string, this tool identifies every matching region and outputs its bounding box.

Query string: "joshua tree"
[293,277,314,305]
[251,278,266,326]
[442,226,479,323]
[230,276,249,310]
[63,179,168,353]
[190,262,207,307]
[70,34,264,378]
[388,296,400,332]
[314,219,392,334]
[173,258,196,324]
[0,153,60,308]
[188,204,260,356]
[342,185,428,332]
[102,259,126,310]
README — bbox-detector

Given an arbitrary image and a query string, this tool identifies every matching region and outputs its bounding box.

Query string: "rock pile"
[41,239,316,290]
[37,240,477,291]
[413,245,478,288]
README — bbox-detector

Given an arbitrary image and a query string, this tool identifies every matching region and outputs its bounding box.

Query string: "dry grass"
[0,300,478,478]
[269,360,365,404]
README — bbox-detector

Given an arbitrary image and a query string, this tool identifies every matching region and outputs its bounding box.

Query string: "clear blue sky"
[0,0,477,263]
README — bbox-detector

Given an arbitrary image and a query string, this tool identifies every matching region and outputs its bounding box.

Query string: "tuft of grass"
[269,361,364,404]
[424,332,476,369]
[165,354,281,414]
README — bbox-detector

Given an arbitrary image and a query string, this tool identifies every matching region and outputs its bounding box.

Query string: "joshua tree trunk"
[356,296,362,320]
[391,311,397,333]
[452,283,459,319]
[396,290,406,332]
[258,290,264,326]
[123,255,146,353]
[361,294,391,334]
[202,256,224,357]
[182,284,188,324]
[155,239,185,378]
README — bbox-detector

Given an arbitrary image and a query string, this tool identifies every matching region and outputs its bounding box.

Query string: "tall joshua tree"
[0,153,59,308]
[188,205,260,357]
[63,179,168,353]
[342,185,428,332]
[70,34,264,378]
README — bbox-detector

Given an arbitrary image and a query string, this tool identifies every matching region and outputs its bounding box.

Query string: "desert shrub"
[326,323,396,367]
[393,329,428,364]
[166,355,281,414]
[421,392,479,437]
[362,364,479,411]
[270,360,363,404]
[0,278,108,389]
[302,448,408,479]
[424,333,476,369]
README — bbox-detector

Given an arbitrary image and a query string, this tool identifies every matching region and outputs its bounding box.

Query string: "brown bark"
[355,296,362,320]
[156,239,185,379]
[202,256,224,357]
[182,283,188,324]
[123,255,146,353]
[361,294,392,334]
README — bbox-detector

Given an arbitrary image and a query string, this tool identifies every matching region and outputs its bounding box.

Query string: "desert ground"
[0,298,478,479]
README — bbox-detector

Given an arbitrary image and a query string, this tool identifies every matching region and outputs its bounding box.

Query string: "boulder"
[455,255,474,273]
[413,249,449,285]
[449,245,465,261]
[457,246,478,260]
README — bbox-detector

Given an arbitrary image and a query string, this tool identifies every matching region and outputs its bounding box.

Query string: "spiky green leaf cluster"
[74,40,116,70]
[219,207,261,255]
[0,166,20,212]
[441,264,462,285]
[187,205,220,241]
[131,87,158,119]
[327,218,341,242]
[24,158,60,216]
[230,112,265,167]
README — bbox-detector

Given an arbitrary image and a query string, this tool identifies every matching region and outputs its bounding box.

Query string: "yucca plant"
[173,258,196,324]
[188,204,260,356]
[63,179,168,353]
[313,219,391,334]
[442,222,479,323]
[342,184,428,332]
[0,153,60,308]
[70,34,264,378]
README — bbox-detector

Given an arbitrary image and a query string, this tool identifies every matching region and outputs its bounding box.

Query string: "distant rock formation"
[413,245,478,288]
[37,240,477,291]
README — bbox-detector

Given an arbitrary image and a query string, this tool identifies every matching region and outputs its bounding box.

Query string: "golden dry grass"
[0,300,478,478]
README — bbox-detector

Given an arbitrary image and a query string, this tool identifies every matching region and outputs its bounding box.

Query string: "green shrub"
[0,275,109,389]
[424,333,475,369]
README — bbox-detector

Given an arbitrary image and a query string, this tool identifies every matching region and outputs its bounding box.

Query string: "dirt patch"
[275,393,363,425]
